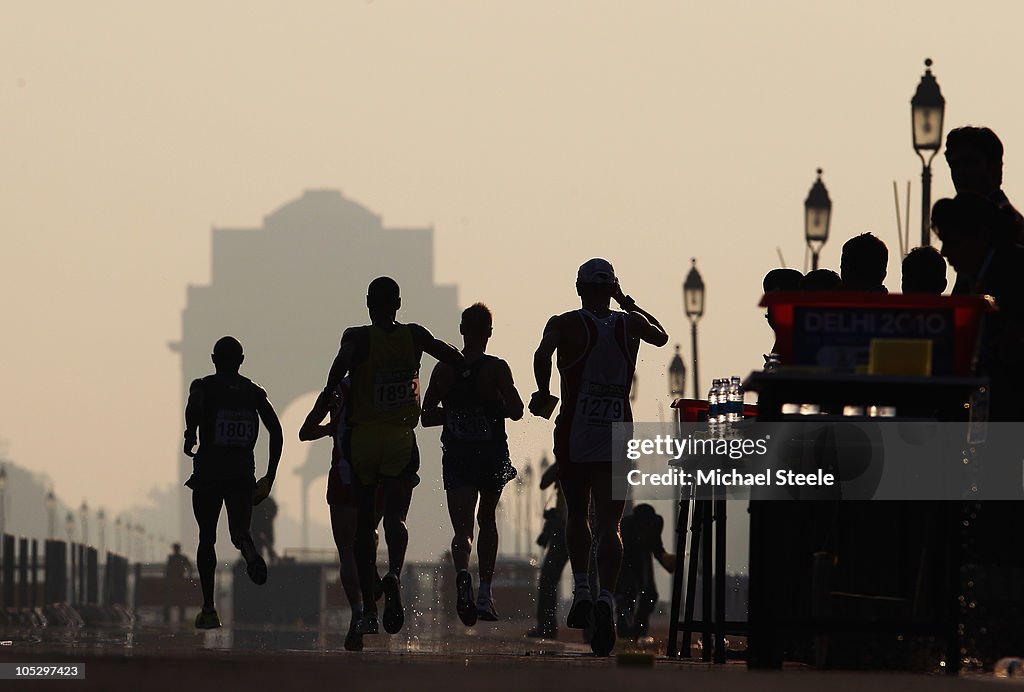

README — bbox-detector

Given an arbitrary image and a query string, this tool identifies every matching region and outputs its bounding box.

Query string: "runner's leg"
[476,490,500,583]
[330,505,361,612]
[446,487,478,573]
[191,488,222,609]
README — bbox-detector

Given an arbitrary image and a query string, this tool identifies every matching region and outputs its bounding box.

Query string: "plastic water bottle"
[727,376,744,423]
[716,379,729,426]
[994,657,1024,677]
[707,379,721,434]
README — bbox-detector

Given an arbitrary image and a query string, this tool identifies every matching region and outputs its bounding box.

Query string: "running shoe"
[566,594,593,629]
[245,550,268,585]
[456,571,477,626]
[476,598,498,622]
[344,618,364,651]
[355,611,379,635]
[194,608,221,630]
[381,573,405,634]
[590,599,616,656]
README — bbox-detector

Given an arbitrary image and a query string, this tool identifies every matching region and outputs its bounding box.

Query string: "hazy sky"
[4,2,1024,562]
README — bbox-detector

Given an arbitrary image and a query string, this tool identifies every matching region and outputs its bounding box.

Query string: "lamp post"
[668,345,686,399]
[46,490,56,540]
[0,465,7,538]
[911,58,946,247]
[114,516,122,555]
[522,463,534,560]
[97,508,106,556]
[65,512,75,544]
[804,168,832,270]
[683,259,705,398]
[80,500,89,548]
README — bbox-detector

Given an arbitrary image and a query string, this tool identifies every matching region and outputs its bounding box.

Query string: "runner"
[183,336,283,630]
[298,378,384,651]
[421,303,524,626]
[530,259,668,655]
[323,276,463,636]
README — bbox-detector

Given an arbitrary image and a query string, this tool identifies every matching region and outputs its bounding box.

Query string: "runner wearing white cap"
[529,259,668,656]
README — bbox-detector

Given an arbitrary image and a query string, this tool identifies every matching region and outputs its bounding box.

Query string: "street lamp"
[114,515,122,555]
[522,464,534,559]
[668,344,687,398]
[65,512,75,544]
[683,259,705,398]
[80,500,89,547]
[804,168,832,270]
[46,490,56,539]
[97,508,106,556]
[0,465,7,538]
[911,58,945,247]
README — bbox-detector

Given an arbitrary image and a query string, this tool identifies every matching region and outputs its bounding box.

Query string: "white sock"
[478,580,492,603]
[598,589,615,607]
[573,573,592,600]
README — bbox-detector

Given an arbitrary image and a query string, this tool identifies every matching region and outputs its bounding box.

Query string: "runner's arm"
[325,333,356,390]
[298,389,335,441]
[410,323,465,368]
[183,379,202,457]
[420,363,452,427]
[256,396,284,483]
[496,360,525,421]
[532,315,560,395]
[615,288,669,346]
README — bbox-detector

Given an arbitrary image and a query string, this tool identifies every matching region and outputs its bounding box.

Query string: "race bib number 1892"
[374,371,419,410]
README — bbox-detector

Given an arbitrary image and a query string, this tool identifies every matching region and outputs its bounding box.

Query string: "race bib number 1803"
[214,409,258,446]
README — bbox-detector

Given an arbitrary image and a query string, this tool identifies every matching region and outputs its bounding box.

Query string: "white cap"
[577,258,617,285]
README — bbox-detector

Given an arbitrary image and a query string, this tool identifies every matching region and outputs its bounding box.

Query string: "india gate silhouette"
[171,189,459,555]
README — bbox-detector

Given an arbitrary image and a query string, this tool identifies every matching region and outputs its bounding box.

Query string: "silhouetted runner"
[183,336,283,630]
[527,461,568,639]
[299,377,384,651]
[323,276,463,637]
[615,503,675,641]
[421,303,524,626]
[530,258,668,656]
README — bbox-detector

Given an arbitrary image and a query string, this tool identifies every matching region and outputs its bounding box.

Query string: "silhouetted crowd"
[763,126,1024,421]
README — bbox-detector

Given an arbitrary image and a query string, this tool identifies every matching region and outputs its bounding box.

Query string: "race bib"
[214,409,258,447]
[373,371,419,410]
[446,407,492,441]
[576,395,624,425]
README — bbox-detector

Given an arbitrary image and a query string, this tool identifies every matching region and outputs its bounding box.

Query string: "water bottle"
[716,379,729,426]
[727,376,744,423]
[707,379,721,434]
[994,657,1024,677]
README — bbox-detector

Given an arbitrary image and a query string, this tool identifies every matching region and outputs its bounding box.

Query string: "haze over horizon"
[4,1,1024,567]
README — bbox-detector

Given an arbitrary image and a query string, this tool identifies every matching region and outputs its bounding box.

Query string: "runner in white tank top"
[530,259,668,656]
